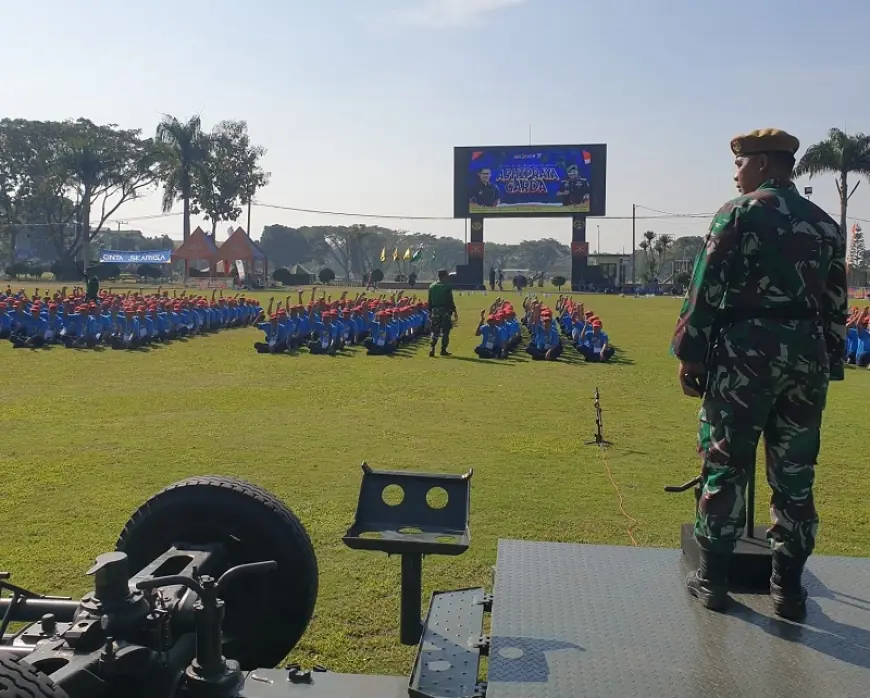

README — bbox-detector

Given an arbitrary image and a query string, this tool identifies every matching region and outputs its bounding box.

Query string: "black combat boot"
[686,549,730,611]
[770,555,808,621]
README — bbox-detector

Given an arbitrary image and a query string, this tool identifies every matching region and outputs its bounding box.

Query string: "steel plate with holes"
[486,540,870,698]
[409,587,487,698]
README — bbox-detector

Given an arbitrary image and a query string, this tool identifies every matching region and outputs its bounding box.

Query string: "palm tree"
[155,114,210,242]
[794,128,870,237]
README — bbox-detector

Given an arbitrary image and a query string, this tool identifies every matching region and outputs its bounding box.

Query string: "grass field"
[2,286,869,676]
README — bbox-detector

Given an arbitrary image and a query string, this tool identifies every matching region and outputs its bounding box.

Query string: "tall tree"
[0,118,159,273]
[156,114,210,242]
[192,120,269,238]
[516,238,569,275]
[259,224,313,268]
[670,235,704,262]
[232,121,270,234]
[60,119,160,270]
[794,128,870,240]
[638,230,675,282]
[848,223,865,284]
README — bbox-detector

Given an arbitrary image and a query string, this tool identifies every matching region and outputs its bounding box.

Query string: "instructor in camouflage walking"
[671,128,848,620]
[428,269,458,357]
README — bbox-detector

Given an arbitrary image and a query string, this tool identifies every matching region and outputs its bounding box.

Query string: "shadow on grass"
[447,355,516,366]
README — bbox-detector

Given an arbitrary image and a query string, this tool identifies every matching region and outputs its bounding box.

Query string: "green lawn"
[1,287,869,676]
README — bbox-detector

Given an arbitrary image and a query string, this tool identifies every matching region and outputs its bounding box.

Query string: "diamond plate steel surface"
[487,540,870,698]
[409,587,486,698]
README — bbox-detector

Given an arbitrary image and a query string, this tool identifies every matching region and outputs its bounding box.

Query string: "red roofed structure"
[215,227,269,284]
[171,227,221,278]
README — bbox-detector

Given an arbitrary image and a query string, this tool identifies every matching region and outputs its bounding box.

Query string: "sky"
[4,0,870,253]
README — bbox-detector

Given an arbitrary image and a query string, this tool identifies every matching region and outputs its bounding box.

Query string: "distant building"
[588,252,635,286]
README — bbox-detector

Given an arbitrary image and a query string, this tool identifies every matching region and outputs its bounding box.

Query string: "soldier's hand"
[678,360,705,398]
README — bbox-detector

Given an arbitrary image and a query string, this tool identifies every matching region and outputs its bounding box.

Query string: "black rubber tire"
[0,656,68,698]
[115,475,318,670]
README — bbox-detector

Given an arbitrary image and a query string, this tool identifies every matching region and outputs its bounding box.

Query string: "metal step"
[409,587,488,698]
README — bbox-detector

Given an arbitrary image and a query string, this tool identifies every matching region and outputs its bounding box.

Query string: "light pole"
[631,204,637,286]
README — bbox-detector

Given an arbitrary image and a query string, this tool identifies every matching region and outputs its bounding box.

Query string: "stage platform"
[486,540,870,698]
[239,539,870,697]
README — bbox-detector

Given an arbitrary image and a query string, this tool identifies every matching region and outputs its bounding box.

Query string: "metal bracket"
[473,681,488,697]
[473,635,491,656]
[475,593,493,612]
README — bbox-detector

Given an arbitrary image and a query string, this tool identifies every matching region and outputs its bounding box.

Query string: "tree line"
[5,116,867,284]
[0,115,269,278]
[259,224,577,282]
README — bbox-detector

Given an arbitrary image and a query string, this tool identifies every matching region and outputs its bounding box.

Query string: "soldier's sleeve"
[446,287,457,313]
[670,203,742,364]
[823,222,848,380]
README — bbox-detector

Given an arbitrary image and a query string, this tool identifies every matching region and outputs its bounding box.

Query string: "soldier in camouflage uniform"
[428,269,459,357]
[671,128,847,620]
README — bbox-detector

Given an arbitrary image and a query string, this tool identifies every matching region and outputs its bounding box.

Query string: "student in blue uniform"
[254,311,289,353]
[576,320,614,362]
[365,311,398,355]
[309,310,340,355]
[10,304,49,348]
[527,311,562,361]
[0,304,13,339]
[846,307,869,365]
[474,311,507,359]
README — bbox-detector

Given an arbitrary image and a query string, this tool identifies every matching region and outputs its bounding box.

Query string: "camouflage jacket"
[671,179,847,380]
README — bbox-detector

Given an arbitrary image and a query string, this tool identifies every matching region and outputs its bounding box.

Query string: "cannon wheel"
[115,475,319,670]
[0,656,68,698]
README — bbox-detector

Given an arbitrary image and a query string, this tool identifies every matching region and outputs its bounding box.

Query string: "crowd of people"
[846,306,870,367]
[469,294,616,362]
[0,285,261,349]
[254,289,430,356]
[2,281,619,363]
[556,296,615,362]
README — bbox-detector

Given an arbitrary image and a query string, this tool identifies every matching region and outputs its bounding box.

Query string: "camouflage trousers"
[694,352,828,561]
[430,308,453,347]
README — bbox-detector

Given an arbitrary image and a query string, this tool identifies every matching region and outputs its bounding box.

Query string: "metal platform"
[237,670,408,697]
[487,540,870,698]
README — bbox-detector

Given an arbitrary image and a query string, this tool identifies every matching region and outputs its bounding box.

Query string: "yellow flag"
[393,248,400,261]
[380,247,386,262]
[403,247,412,261]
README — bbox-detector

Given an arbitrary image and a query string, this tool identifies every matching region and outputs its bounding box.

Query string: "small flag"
[403,247,412,261]
[411,248,423,262]
[393,248,399,261]
[380,247,386,262]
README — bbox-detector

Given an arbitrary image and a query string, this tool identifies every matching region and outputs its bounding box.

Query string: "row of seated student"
[254,288,430,356]
[555,295,615,362]
[0,286,260,349]
[471,295,617,363]
[472,296,562,361]
[473,299,524,358]
[846,305,870,367]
